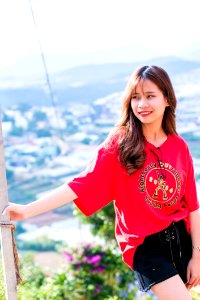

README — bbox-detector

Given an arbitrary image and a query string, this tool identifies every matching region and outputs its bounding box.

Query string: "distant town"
[2,92,122,205]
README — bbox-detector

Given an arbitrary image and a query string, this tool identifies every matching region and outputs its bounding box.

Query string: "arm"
[3,140,117,221]
[182,144,200,288]
[2,184,77,221]
[186,208,200,289]
[190,208,200,255]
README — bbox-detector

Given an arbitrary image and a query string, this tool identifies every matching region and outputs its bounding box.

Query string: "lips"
[138,111,152,116]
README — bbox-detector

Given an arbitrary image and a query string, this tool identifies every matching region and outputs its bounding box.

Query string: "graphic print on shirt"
[139,162,181,209]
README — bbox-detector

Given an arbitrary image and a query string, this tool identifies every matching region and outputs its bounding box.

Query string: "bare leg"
[151,274,192,300]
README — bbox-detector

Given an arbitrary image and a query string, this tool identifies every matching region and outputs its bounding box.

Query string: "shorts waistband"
[159,221,180,244]
[148,219,185,242]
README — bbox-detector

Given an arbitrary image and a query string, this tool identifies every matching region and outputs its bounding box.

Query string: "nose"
[138,97,148,108]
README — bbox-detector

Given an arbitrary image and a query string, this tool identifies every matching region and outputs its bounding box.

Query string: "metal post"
[0,116,17,300]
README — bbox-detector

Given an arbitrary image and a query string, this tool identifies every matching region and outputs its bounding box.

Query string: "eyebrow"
[132,91,156,95]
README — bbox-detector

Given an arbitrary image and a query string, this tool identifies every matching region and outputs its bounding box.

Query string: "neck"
[142,125,167,145]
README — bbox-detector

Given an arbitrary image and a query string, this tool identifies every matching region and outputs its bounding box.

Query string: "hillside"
[1,56,200,108]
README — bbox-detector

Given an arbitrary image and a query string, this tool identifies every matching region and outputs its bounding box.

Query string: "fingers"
[186,278,196,290]
[186,275,200,289]
[186,266,195,289]
[1,204,11,215]
[186,266,191,283]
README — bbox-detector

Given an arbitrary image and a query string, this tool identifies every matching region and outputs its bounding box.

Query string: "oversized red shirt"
[68,134,199,270]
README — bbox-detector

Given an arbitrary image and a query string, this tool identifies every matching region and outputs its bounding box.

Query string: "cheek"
[156,101,168,112]
[130,101,137,113]
[162,103,169,112]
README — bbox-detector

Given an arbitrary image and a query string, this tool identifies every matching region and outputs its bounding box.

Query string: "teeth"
[140,112,151,115]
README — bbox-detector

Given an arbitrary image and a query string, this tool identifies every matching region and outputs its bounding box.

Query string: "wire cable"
[29,0,63,139]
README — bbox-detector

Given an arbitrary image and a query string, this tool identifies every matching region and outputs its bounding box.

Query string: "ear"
[165,99,170,107]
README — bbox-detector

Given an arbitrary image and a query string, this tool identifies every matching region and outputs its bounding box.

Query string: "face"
[130,79,169,128]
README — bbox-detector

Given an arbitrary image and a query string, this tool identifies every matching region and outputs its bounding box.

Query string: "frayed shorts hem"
[135,271,178,292]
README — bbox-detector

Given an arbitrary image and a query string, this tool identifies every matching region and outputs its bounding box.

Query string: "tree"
[74,203,116,243]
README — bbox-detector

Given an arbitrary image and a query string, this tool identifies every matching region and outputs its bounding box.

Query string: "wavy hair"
[108,65,178,174]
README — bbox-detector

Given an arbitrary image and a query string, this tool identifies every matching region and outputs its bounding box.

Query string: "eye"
[147,95,154,99]
[131,95,139,100]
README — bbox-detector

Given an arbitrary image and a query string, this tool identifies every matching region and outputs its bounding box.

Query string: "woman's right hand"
[2,203,28,221]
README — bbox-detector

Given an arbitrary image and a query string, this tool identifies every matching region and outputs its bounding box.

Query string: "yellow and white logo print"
[139,162,181,209]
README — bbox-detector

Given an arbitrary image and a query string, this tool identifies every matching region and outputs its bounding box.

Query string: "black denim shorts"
[133,220,192,292]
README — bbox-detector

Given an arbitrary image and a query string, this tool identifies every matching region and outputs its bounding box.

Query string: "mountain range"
[1,56,200,108]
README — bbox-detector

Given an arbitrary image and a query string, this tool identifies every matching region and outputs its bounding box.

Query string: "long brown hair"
[108,65,178,174]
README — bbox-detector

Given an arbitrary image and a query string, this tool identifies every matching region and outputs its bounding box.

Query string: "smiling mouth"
[138,111,152,116]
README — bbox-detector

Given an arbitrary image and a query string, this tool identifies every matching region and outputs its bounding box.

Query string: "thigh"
[133,241,177,292]
[134,251,177,292]
[151,274,192,300]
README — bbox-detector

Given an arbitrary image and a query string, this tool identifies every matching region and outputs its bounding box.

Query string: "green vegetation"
[1,245,137,300]
[17,236,62,252]
[1,247,200,299]
[74,203,116,242]
[0,263,6,300]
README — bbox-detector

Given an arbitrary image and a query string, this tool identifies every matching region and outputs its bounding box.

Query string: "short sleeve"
[183,146,199,212]
[68,145,118,216]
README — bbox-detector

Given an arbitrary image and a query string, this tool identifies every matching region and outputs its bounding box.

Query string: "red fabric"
[68,134,199,270]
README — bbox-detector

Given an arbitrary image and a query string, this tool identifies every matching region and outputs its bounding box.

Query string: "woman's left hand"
[186,254,200,289]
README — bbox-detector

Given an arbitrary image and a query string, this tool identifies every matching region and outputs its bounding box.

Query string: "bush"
[4,240,137,299]
[60,242,137,299]
[74,202,116,243]
[0,266,6,300]
[16,244,137,300]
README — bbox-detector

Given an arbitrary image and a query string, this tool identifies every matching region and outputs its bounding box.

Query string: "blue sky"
[1,0,200,73]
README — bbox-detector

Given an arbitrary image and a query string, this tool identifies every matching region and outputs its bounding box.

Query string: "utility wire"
[29,0,63,140]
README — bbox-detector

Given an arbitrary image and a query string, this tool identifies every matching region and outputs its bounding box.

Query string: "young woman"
[3,66,200,299]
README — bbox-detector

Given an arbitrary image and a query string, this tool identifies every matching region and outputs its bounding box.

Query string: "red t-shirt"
[68,134,199,270]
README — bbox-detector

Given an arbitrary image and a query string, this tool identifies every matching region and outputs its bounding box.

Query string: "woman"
[3,65,200,299]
